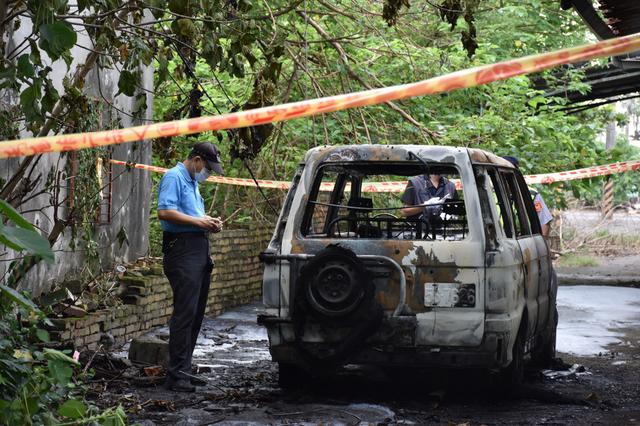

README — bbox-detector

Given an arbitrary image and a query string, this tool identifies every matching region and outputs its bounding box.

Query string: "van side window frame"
[514,170,543,235]
[486,167,515,239]
[499,170,532,238]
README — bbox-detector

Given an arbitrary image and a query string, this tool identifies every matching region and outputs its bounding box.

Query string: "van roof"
[303,145,515,168]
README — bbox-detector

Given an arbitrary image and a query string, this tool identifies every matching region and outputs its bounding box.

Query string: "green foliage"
[0,206,125,424]
[0,292,126,425]
[560,135,640,207]
[0,200,54,265]
[149,0,634,229]
[38,22,77,61]
[557,252,599,268]
[2,1,639,246]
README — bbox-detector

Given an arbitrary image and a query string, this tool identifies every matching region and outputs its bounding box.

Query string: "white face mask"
[195,167,211,182]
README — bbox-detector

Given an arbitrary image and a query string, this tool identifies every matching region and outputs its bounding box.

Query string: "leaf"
[117,70,137,97]
[19,82,42,124]
[0,199,35,230]
[58,399,87,419]
[38,22,77,61]
[43,348,80,365]
[116,226,129,248]
[77,0,90,12]
[36,328,50,343]
[100,406,127,426]
[41,80,60,114]
[28,39,42,66]
[0,284,42,314]
[0,64,17,90]
[202,39,223,70]
[12,349,33,361]
[0,225,54,263]
[48,359,73,386]
[156,52,169,84]
[147,0,168,19]
[168,0,194,15]
[0,230,23,251]
[17,54,35,79]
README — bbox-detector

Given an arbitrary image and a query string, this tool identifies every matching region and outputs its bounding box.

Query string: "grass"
[556,252,600,268]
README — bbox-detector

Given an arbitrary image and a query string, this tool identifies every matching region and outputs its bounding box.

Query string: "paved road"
[561,209,640,235]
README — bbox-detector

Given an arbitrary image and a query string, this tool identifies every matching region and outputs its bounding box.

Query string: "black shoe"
[190,376,208,386]
[165,378,195,392]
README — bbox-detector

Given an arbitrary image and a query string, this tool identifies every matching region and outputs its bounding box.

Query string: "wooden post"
[602,121,616,219]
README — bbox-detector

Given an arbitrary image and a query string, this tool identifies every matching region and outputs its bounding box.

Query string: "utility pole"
[602,120,616,219]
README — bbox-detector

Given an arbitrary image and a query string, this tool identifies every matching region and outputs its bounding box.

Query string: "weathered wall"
[51,225,273,349]
[0,15,154,295]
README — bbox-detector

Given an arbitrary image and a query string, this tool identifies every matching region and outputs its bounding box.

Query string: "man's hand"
[199,215,223,233]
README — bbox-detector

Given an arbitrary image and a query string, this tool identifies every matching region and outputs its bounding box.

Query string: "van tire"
[533,307,557,367]
[278,363,305,389]
[501,326,525,387]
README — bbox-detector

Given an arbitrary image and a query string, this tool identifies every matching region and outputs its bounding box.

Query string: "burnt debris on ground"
[76,301,640,425]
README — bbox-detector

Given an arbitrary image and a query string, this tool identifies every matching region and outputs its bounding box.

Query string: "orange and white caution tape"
[110,158,640,193]
[2,33,640,158]
[524,159,640,184]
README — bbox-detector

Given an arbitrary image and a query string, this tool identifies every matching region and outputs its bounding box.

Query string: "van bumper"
[262,314,511,370]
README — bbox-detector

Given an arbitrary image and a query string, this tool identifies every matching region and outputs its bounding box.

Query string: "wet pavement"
[556,285,640,356]
[94,286,640,425]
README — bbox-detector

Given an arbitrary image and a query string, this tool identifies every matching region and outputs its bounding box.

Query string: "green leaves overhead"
[17,55,35,79]
[117,69,138,97]
[38,22,77,61]
[168,0,197,15]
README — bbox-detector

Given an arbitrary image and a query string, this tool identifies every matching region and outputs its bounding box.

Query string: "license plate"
[424,283,476,307]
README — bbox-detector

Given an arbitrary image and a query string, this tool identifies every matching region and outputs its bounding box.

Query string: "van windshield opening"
[301,162,468,241]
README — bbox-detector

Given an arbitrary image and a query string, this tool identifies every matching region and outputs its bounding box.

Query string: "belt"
[163,231,209,239]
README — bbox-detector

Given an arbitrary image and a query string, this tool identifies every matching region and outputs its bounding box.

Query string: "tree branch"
[297,11,438,142]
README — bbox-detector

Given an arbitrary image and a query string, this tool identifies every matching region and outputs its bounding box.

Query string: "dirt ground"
[87,298,640,426]
[86,210,640,425]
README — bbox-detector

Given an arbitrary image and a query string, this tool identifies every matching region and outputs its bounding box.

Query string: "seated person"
[399,173,457,220]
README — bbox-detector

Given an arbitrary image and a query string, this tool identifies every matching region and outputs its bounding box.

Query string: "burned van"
[259,145,557,386]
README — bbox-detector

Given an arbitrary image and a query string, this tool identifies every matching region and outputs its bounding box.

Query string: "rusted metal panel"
[467,148,514,167]
[599,0,640,36]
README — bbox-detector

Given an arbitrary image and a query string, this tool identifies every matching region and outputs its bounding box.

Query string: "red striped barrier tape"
[2,33,640,158]
[110,158,640,192]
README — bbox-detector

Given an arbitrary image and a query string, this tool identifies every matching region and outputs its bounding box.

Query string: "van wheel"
[278,363,305,389]
[533,307,558,367]
[501,329,525,387]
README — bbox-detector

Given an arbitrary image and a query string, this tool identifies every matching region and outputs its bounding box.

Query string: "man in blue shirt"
[399,173,458,219]
[158,142,224,392]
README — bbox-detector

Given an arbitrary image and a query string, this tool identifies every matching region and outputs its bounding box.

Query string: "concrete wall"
[50,225,273,349]
[0,14,154,295]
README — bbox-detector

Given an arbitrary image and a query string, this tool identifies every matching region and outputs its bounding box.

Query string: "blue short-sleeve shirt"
[533,193,553,226]
[157,162,205,233]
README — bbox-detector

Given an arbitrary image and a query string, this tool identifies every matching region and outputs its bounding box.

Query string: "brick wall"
[51,225,273,349]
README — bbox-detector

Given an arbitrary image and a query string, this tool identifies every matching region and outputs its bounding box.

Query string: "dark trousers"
[162,232,213,380]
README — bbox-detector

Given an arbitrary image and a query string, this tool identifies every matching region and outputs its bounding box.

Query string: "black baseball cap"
[192,142,224,175]
[502,156,519,167]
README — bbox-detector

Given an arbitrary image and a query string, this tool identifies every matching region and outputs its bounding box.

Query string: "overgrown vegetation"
[0,201,126,425]
[1,1,639,275]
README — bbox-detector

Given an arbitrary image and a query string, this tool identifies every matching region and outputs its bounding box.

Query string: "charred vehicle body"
[259,145,557,386]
